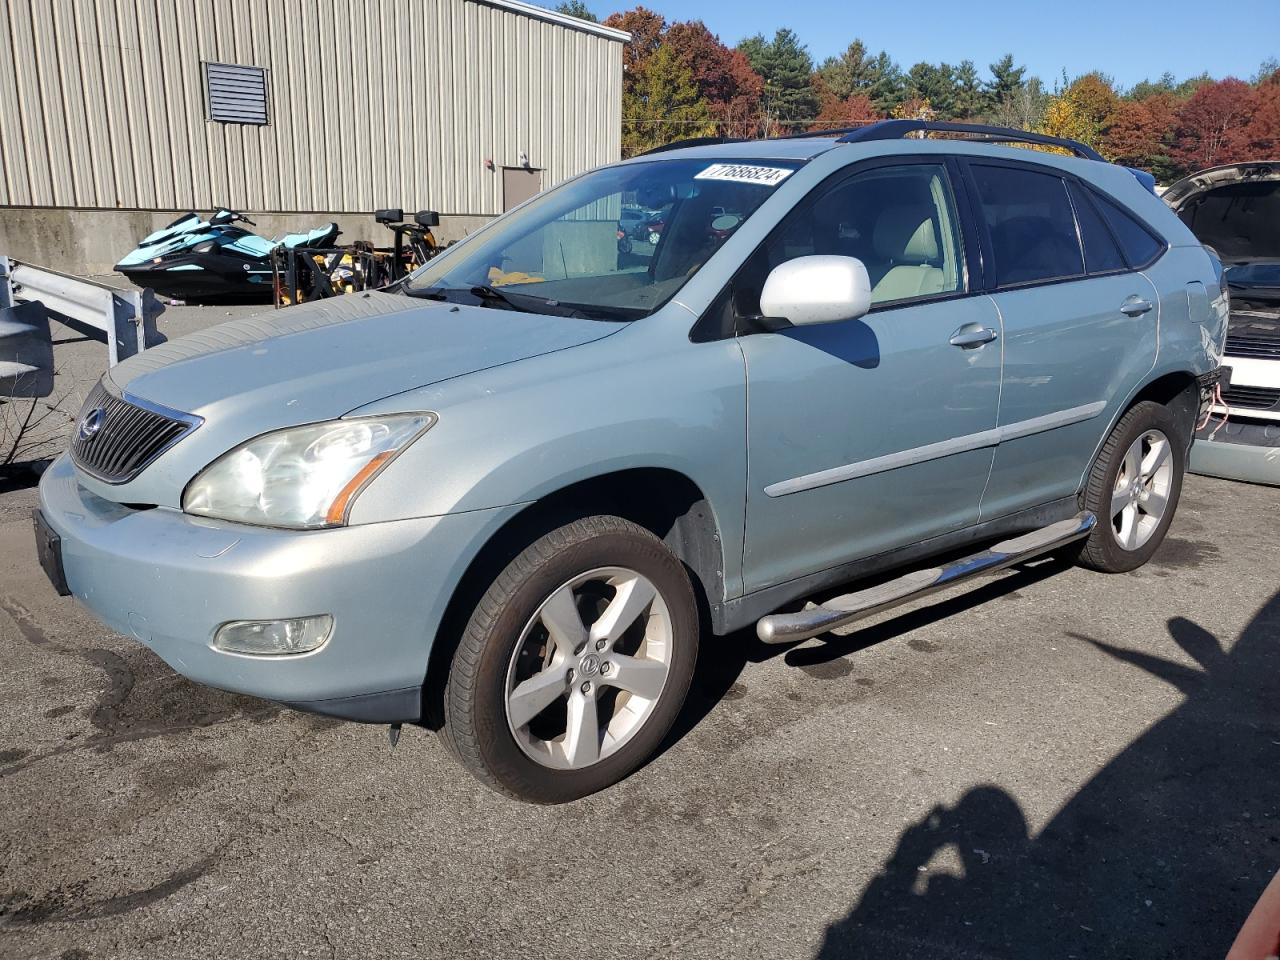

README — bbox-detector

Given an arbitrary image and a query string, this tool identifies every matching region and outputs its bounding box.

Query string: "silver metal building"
[0,0,626,274]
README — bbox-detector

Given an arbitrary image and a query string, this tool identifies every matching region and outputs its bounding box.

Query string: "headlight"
[182,413,436,528]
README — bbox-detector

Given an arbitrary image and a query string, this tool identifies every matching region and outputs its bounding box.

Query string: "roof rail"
[636,136,744,157]
[771,126,878,140]
[834,120,1105,162]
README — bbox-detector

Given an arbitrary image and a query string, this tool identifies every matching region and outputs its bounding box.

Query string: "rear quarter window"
[1067,181,1127,274]
[1090,190,1165,268]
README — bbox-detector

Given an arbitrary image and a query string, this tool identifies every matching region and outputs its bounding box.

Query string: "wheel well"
[420,468,723,729]
[1128,371,1201,445]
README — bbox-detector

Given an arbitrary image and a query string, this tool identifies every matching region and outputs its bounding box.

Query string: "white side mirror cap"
[759,255,872,327]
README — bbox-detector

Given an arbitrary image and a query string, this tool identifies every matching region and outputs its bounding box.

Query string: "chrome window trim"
[763,401,1106,498]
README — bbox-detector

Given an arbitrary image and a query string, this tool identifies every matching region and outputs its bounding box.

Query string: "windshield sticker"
[694,163,793,187]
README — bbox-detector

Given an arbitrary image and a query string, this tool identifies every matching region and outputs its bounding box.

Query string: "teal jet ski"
[115,208,339,303]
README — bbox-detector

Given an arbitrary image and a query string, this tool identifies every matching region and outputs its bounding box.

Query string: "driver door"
[735,160,1003,593]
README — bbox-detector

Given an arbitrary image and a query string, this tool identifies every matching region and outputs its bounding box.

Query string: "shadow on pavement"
[817,591,1280,959]
[664,556,1070,754]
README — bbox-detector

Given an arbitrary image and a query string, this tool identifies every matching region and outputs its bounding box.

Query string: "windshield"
[405,158,802,320]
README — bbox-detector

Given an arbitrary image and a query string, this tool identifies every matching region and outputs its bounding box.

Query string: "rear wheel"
[442,515,698,803]
[1076,400,1184,573]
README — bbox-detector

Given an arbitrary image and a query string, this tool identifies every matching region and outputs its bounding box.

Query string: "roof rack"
[636,136,744,157]
[834,120,1104,162]
[772,126,876,140]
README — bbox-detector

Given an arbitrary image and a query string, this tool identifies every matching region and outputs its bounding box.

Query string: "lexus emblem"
[77,407,106,441]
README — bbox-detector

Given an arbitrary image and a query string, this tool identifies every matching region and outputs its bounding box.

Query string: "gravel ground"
[0,302,1277,959]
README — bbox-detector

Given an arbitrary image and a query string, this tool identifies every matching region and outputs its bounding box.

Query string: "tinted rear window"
[971,164,1085,287]
[1068,182,1127,274]
[1092,191,1164,268]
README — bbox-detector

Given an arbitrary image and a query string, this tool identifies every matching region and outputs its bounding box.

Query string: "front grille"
[1220,384,1280,411]
[70,380,198,483]
[1225,335,1280,360]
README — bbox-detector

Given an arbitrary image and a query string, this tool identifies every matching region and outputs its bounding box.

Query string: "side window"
[1090,190,1164,268]
[1067,181,1127,274]
[971,164,1085,287]
[733,163,965,315]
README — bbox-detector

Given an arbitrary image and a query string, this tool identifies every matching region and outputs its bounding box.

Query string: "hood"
[1163,161,1280,264]
[109,290,623,426]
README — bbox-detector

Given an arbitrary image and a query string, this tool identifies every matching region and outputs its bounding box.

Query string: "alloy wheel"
[504,567,672,770]
[1110,428,1174,551]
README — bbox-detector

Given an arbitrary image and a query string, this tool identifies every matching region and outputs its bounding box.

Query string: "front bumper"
[1190,418,1280,487]
[38,454,520,721]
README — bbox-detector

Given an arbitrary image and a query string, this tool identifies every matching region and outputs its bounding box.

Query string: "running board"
[755,512,1097,645]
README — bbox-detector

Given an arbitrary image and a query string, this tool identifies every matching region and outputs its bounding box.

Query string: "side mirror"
[415,210,440,227]
[759,255,872,327]
[375,208,404,224]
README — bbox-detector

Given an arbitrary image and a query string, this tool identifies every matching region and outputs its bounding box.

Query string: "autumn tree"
[664,20,765,138]
[1171,78,1257,171]
[1102,93,1179,178]
[621,45,714,156]
[603,6,664,80]
[1040,73,1120,149]
[738,29,818,131]
[1248,73,1280,156]
[810,76,879,131]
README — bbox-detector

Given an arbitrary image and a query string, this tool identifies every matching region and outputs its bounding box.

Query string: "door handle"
[1120,297,1154,317]
[949,325,998,348]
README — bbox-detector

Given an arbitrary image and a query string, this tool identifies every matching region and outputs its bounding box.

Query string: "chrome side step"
[755,512,1096,645]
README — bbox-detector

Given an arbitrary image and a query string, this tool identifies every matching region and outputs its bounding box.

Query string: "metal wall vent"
[204,62,269,125]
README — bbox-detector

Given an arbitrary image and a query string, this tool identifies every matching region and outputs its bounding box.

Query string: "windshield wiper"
[469,284,522,309]
[402,285,450,301]
[405,283,592,319]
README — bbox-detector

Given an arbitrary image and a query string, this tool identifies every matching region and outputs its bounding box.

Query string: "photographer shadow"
[818,592,1280,959]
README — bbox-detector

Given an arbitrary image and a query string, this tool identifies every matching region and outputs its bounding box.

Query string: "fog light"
[214,615,333,655]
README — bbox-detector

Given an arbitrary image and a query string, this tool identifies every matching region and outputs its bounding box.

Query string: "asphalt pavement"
[0,302,1277,959]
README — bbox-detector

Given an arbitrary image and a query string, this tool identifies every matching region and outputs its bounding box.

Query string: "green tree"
[737,28,818,130]
[905,62,958,118]
[1128,72,1178,101]
[986,54,1026,107]
[952,59,986,119]
[555,0,598,22]
[621,45,714,156]
[817,40,903,114]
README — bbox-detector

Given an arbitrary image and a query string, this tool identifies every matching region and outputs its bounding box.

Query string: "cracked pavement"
[1,305,1278,959]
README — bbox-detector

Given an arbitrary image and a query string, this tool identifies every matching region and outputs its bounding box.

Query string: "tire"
[1076,400,1185,573]
[441,515,699,803]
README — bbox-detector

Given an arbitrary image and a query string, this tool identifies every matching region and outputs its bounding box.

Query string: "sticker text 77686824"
[693,164,794,187]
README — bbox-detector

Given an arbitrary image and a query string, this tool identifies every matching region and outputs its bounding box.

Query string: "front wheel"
[1076,400,1185,573]
[442,516,699,803]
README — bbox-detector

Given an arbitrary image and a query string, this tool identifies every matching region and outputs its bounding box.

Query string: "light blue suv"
[36,121,1226,802]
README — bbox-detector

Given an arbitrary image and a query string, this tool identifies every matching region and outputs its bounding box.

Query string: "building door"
[503,168,543,211]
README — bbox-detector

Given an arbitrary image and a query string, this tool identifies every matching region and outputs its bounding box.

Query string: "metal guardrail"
[0,255,164,367]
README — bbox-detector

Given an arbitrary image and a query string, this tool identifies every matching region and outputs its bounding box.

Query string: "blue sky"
[589,0,1279,90]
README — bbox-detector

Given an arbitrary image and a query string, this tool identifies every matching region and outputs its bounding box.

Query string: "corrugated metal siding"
[0,0,623,214]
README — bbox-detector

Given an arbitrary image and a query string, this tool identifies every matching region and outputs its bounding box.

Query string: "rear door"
[966,160,1161,519]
